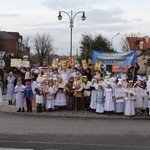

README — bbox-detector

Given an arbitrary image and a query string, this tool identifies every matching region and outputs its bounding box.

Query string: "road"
[0,112,150,150]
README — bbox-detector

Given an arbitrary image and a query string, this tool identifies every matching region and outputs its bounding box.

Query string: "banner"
[11,59,22,67]
[92,50,136,65]
[112,65,129,73]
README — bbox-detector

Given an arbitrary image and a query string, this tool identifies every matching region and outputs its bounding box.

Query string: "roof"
[126,37,150,50]
[0,31,16,40]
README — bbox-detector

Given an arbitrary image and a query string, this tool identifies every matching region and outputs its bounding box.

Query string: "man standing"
[6,72,16,105]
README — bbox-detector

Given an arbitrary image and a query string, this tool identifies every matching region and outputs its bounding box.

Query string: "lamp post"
[58,10,86,57]
[110,32,120,50]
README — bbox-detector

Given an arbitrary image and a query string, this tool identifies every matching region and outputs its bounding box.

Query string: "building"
[125,36,150,75]
[0,31,24,55]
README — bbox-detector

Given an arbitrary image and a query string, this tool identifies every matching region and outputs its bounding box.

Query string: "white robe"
[46,86,55,109]
[134,86,144,108]
[90,83,99,109]
[104,88,114,111]
[124,88,135,116]
[14,84,25,108]
[0,87,3,106]
[115,87,125,113]
[54,83,66,106]
[7,76,16,100]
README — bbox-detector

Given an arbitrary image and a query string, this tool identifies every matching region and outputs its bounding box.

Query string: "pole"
[58,10,86,58]
[70,10,73,57]
[110,32,120,50]
[70,26,73,57]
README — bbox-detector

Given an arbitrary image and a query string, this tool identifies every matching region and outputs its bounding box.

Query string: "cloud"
[0,14,19,18]
[43,0,101,10]
[86,8,128,25]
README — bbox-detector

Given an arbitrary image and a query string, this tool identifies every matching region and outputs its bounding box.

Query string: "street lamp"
[58,10,86,57]
[110,32,120,50]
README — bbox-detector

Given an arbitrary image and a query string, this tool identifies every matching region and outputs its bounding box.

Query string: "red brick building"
[0,31,24,55]
[125,36,150,75]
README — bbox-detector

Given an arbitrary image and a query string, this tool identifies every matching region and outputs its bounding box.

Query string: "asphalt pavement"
[0,113,150,150]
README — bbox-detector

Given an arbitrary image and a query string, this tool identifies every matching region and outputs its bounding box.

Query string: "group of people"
[2,64,150,117]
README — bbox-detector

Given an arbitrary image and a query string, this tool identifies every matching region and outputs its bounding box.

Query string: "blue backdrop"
[92,50,136,65]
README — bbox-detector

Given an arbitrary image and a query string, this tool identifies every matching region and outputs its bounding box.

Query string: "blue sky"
[0,0,150,55]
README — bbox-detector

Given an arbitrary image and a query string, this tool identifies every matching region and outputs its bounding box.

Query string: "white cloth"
[54,83,66,106]
[134,87,144,108]
[35,94,43,104]
[124,88,135,116]
[54,92,66,106]
[0,87,3,106]
[82,81,91,97]
[115,87,125,113]
[46,99,55,109]
[14,84,25,108]
[32,81,37,95]
[7,76,16,100]
[104,88,114,111]
[90,83,99,109]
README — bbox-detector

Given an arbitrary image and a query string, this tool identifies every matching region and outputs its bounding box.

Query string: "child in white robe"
[96,84,104,113]
[14,78,25,112]
[54,76,66,109]
[115,81,125,114]
[35,84,44,113]
[90,76,99,110]
[124,82,135,116]
[104,82,115,114]
[45,80,56,111]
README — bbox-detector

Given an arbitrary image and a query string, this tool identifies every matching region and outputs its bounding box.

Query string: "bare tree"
[33,33,54,66]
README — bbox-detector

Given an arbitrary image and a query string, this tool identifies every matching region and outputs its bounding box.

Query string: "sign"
[11,59,22,67]
[94,62,101,71]
[0,51,5,59]
[112,65,129,72]
[52,59,59,69]
[81,59,88,70]
[61,60,68,69]
[0,60,5,68]
[69,57,75,67]
[92,50,136,65]
[21,60,30,68]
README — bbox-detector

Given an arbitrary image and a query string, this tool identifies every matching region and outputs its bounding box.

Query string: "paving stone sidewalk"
[0,101,150,120]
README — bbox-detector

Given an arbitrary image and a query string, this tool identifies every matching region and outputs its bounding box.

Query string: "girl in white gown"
[90,76,99,110]
[96,84,104,113]
[124,82,135,116]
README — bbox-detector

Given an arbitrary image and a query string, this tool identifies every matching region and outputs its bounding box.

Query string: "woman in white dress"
[90,76,99,110]
[124,82,135,116]
[54,76,66,109]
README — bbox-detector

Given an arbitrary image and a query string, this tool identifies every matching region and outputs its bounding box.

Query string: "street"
[0,112,150,149]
